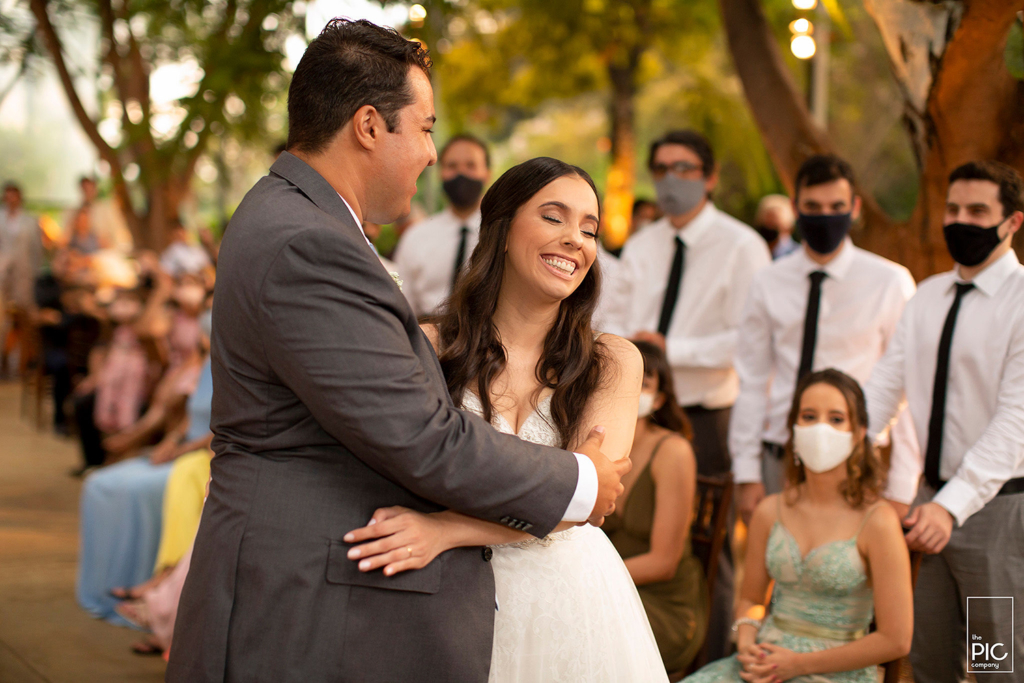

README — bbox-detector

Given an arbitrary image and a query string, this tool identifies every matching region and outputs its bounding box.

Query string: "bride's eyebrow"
[538,201,568,212]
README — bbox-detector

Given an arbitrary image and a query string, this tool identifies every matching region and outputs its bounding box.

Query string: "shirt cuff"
[562,452,599,522]
[731,454,763,484]
[882,474,920,506]
[931,477,983,527]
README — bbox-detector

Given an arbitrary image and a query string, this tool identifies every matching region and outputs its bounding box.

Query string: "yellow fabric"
[154,449,212,572]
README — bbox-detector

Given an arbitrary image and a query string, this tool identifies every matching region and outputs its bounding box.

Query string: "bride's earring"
[793,450,801,467]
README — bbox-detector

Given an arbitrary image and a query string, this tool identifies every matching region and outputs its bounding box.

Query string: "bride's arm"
[344,333,642,577]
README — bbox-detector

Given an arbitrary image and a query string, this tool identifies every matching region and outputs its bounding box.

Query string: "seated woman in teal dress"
[685,369,912,683]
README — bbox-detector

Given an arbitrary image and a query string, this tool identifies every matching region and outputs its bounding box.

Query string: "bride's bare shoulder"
[420,323,440,353]
[595,333,642,387]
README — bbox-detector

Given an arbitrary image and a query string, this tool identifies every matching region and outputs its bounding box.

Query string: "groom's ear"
[352,105,381,151]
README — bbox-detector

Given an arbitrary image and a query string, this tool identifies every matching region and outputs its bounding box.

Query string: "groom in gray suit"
[167,18,628,683]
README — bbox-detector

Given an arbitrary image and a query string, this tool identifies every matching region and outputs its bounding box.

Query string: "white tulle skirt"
[488,524,670,683]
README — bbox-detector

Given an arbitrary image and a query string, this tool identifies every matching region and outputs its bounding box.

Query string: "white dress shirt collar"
[662,201,716,247]
[955,248,1019,297]
[335,192,371,247]
[793,237,856,281]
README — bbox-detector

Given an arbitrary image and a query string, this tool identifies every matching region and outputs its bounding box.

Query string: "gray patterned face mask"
[654,175,706,216]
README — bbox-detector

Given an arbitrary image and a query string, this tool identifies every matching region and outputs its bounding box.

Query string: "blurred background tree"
[2,0,301,248]
[721,0,1024,278]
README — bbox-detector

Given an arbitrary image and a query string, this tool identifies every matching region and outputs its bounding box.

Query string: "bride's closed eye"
[542,214,562,224]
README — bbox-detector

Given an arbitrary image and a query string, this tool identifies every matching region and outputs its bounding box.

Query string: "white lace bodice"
[459,390,667,682]
[460,390,575,548]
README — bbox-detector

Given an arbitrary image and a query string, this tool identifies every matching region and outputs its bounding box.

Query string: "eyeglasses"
[650,161,704,178]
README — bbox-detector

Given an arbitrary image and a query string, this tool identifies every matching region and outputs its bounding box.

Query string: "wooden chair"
[668,472,734,681]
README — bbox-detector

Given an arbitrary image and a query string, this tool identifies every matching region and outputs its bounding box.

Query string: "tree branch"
[30,0,139,235]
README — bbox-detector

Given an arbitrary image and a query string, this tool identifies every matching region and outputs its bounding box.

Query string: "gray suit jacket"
[166,152,579,683]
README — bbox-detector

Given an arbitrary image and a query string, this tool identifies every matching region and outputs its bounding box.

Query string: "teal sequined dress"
[684,500,883,683]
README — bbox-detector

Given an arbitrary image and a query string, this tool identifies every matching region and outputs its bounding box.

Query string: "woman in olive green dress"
[604,340,709,672]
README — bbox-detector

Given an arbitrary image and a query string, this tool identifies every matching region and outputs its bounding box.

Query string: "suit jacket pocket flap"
[326,540,442,594]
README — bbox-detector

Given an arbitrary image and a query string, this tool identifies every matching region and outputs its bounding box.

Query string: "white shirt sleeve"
[729,278,773,484]
[561,452,599,522]
[933,319,1024,525]
[866,303,916,498]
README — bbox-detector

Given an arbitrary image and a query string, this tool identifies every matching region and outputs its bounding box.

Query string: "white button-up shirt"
[730,239,918,486]
[866,249,1024,525]
[608,204,771,408]
[394,208,481,318]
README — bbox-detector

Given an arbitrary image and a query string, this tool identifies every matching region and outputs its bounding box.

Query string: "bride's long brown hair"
[432,157,607,449]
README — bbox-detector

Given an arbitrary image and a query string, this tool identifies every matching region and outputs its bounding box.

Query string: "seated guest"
[685,369,912,682]
[35,281,102,434]
[604,340,707,672]
[160,220,212,278]
[76,339,213,628]
[103,279,207,461]
[71,287,152,473]
[754,194,798,259]
[66,207,101,255]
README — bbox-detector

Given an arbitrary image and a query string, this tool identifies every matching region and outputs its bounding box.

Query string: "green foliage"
[1006,16,1024,80]
[1,0,300,201]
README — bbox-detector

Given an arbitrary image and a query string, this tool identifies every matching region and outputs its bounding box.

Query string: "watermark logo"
[967,596,1014,674]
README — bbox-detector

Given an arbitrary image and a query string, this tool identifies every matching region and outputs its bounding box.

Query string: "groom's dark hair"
[287,18,431,154]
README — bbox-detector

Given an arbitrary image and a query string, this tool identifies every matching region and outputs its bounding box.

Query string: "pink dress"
[94,326,148,433]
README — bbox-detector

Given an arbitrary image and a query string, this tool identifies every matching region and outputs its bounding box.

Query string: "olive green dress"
[603,436,710,672]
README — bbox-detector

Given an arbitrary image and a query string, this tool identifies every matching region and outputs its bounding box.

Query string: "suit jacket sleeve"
[258,226,578,537]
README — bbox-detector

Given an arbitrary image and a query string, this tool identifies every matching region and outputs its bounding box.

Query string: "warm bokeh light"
[791,34,816,59]
[792,0,817,9]
[409,4,427,23]
[789,18,812,35]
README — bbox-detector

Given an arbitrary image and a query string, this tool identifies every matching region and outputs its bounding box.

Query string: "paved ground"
[0,381,165,683]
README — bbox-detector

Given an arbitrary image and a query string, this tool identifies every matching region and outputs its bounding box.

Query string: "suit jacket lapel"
[270,151,363,237]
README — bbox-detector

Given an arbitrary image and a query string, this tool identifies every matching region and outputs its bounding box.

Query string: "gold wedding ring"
[407,546,413,558]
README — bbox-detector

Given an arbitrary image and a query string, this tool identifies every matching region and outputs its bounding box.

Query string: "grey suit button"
[521,523,533,532]
[482,547,493,562]
[500,516,511,525]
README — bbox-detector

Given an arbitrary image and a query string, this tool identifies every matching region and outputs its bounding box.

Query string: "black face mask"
[756,225,780,245]
[442,174,484,209]
[797,212,852,255]
[943,220,1005,267]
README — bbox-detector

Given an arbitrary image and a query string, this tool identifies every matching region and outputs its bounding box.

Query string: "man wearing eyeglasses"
[607,129,770,661]
[610,130,771,477]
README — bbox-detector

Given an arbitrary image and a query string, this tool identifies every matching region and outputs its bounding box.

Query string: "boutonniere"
[390,272,404,290]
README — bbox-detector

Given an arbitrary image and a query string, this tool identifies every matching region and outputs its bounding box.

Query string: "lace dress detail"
[684,502,882,683]
[460,391,669,682]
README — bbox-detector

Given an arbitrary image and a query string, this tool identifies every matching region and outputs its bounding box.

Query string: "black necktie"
[923,282,975,490]
[451,225,469,289]
[796,271,827,383]
[657,236,686,336]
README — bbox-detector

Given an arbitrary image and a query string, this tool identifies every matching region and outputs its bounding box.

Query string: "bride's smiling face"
[503,175,600,302]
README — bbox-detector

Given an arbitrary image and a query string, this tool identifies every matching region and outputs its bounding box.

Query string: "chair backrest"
[690,472,733,600]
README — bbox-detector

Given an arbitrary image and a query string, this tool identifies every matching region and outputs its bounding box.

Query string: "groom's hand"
[577,426,630,527]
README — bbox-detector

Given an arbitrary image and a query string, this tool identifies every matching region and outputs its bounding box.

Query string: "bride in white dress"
[348,157,667,679]
[346,157,669,682]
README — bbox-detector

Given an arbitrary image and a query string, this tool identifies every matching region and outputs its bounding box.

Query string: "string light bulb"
[791,34,817,59]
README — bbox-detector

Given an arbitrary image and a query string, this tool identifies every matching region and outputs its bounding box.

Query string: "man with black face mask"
[732,154,918,528]
[394,134,491,317]
[866,160,1024,682]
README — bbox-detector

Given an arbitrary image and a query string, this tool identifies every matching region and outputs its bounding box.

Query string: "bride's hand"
[344,506,452,576]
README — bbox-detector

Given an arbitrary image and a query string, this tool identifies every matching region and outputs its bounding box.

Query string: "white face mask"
[792,422,855,473]
[637,392,657,419]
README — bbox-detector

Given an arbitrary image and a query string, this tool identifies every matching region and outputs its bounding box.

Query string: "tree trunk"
[718,0,899,259]
[865,0,1024,277]
[720,0,1024,280]
[604,61,638,249]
